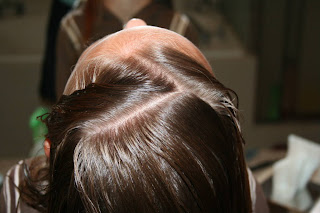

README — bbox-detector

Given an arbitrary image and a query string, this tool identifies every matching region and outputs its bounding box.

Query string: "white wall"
[0,0,48,157]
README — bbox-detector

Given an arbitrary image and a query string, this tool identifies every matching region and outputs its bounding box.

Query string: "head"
[44,20,251,212]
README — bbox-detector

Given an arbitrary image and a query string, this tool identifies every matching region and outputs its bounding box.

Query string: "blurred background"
[0,0,48,159]
[0,0,320,211]
[0,0,319,162]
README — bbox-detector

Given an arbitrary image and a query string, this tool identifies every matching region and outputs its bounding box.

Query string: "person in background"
[40,0,198,104]
[31,0,78,172]
[35,0,194,174]
[39,0,77,104]
[0,19,268,213]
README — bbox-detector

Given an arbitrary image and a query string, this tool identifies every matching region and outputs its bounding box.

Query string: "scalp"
[64,26,212,95]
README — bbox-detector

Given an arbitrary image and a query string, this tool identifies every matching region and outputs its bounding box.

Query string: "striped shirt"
[0,160,39,213]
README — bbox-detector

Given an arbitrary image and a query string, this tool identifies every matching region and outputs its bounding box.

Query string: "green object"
[29,107,49,144]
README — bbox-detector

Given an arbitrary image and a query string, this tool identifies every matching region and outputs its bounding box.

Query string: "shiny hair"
[23,46,252,212]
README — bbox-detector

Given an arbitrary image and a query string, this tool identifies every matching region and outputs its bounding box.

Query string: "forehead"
[93,26,191,52]
[65,26,212,94]
[81,26,210,70]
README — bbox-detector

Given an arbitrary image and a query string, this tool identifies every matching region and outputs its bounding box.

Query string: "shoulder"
[247,168,269,213]
[247,168,257,208]
[60,5,84,31]
[141,3,174,26]
[143,3,198,45]
[0,160,25,212]
[0,158,46,213]
[59,6,85,53]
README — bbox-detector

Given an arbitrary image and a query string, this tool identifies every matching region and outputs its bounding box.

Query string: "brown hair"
[23,46,252,212]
